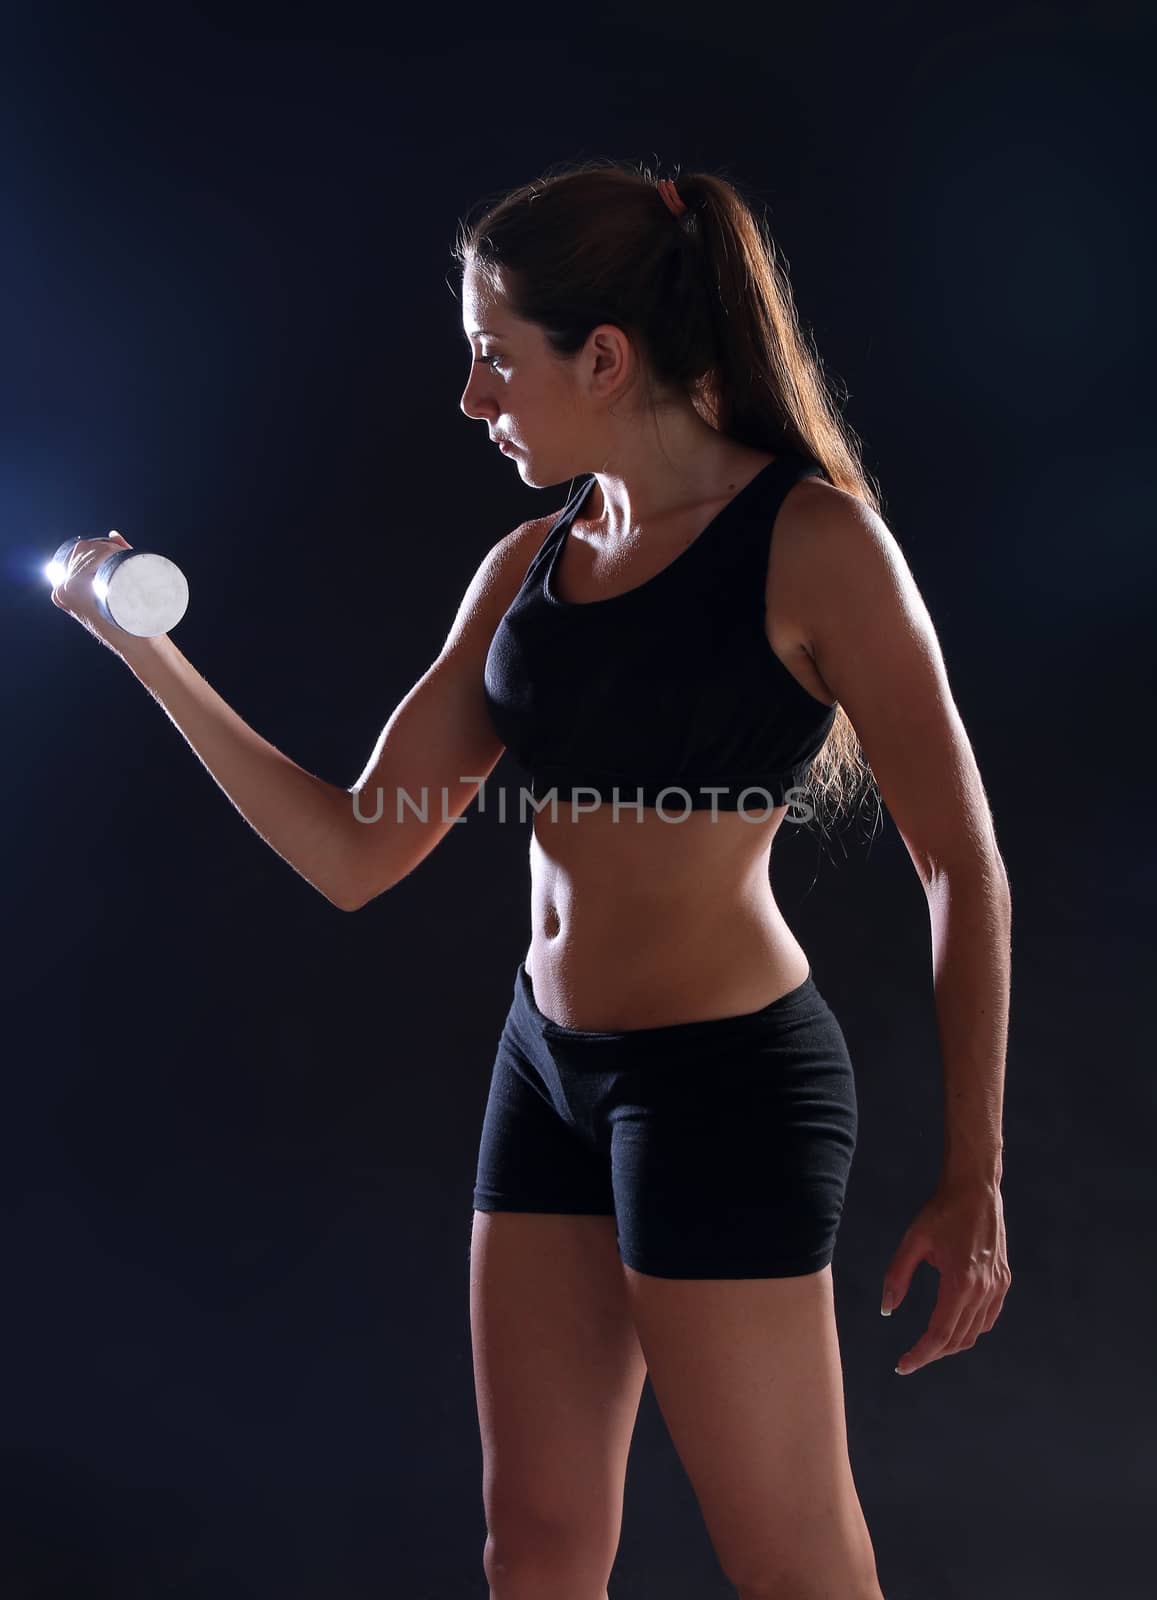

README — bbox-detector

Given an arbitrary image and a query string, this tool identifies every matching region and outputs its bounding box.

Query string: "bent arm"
[121,633,360,910]
[113,511,551,913]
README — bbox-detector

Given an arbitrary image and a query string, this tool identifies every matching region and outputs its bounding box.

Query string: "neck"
[582,431,765,541]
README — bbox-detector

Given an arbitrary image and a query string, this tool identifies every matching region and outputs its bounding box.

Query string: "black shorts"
[473,959,858,1279]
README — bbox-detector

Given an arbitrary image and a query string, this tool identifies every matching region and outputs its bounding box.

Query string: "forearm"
[925,856,1011,1188]
[120,634,359,910]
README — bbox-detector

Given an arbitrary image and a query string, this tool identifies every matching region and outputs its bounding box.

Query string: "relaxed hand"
[881,1178,1011,1375]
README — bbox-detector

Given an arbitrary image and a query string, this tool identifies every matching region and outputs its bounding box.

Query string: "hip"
[497,954,858,1158]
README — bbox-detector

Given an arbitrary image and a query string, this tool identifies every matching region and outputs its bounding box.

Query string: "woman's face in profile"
[459,264,586,485]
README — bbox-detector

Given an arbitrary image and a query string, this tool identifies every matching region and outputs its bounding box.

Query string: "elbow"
[325,853,370,913]
[333,869,392,913]
[323,879,363,912]
[336,885,383,913]
[331,876,373,913]
[336,801,396,911]
[924,850,1011,912]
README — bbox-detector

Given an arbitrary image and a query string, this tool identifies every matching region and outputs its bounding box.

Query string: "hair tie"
[656,178,688,218]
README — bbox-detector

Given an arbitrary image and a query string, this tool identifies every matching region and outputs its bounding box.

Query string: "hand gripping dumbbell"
[47,532,189,637]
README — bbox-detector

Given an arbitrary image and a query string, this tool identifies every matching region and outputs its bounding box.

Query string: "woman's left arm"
[786,482,1012,1373]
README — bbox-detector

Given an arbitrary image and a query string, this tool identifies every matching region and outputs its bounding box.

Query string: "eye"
[475,354,504,371]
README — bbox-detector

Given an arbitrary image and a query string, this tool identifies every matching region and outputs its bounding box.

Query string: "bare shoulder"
[494,510,559,591]
[767,473,928,691]
[764,475,855,703]
[436,508,561,664]
[774,472,859,560]
[481,508,562,600]
[773,474,904,595]
[772,475,908,615]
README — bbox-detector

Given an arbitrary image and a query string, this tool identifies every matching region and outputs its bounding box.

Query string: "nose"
[459,371,494,423]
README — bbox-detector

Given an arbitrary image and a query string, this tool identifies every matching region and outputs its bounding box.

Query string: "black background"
[3,2,1154,1595]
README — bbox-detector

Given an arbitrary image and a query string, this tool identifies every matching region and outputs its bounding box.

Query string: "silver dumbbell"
[47,532,189,637]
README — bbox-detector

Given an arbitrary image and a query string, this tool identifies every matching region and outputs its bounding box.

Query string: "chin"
[510,454,545,485]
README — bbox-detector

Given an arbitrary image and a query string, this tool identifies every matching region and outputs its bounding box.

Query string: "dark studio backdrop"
[2,3,1153,1597]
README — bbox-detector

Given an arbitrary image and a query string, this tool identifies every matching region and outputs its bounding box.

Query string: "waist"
[525,895,811,1031]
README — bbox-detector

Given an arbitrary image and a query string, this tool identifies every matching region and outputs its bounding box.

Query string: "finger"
[952,1299,990,1353]
[65,539,113,567]
[933,1285,994,1362]
[882,1231,931,1312]
[65,547,97,576]
[895,1284,974,1372]
[895,1324,953,1373]
[959,1277,1008,1350]
[976,1280,1010,1338]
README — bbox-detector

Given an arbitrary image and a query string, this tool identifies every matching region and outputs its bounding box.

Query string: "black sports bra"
[483,451,838,812]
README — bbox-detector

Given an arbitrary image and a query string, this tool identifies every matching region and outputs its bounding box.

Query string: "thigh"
[622,1262,881,1596]
[469,1211,647,1570]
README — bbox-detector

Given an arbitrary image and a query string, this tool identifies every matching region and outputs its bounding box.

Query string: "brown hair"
[452,158,882,831]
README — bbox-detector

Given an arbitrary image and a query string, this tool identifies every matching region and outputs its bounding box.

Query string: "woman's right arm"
[118,633,365,909]
[69,517,547,911]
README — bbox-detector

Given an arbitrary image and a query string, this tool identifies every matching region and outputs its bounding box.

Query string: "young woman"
[53,161,1011,1600]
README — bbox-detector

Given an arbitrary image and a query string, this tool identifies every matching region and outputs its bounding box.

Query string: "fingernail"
[895,1363,909,1375]
[880,1293,893,1316]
